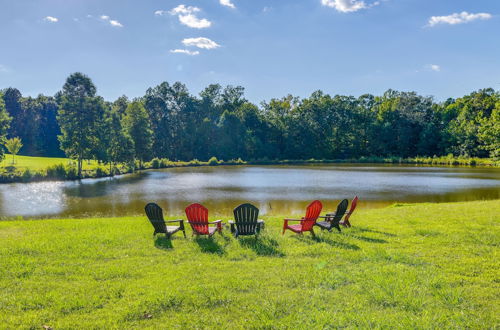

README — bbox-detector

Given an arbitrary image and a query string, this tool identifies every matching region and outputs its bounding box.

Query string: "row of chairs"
[144,196,358,239]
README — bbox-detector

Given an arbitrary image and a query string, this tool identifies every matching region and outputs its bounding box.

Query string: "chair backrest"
[185,203,209,235]
[233,203,259,235]
[145,203,166,233]
[344,196,358,222]
[331,199,348,223]
[302,200,323,231]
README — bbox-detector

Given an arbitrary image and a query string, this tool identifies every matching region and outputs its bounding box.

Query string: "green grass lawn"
[0,200,498,328]
[0,154,102,172]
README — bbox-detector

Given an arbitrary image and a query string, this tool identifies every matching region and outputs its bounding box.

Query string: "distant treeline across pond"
[0,72,498,178]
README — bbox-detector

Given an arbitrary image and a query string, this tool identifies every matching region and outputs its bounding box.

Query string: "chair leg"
[310,229,316,238]
[182,229,187,238]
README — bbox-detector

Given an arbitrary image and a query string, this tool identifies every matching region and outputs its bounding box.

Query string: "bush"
[21,169,33,182]
[151,158,160,169]
[46,164,67,179]
[208,156,219,166]
[95,167,108,177]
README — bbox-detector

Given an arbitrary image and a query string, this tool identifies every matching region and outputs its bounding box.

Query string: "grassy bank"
[0,154,499,183]
[0,200,498,328]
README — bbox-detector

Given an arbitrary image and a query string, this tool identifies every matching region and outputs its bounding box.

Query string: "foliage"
[57,73,107,177]
[122,101,153,164]
[2,76,500,164]
[0,200,498,328]
[4,137,22,164]
[0,92,11,162]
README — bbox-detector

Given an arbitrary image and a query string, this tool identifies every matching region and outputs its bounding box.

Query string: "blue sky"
[0,0,499,103]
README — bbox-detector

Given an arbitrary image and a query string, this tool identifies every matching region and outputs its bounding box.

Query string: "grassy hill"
[0,154,98,171]
[0,200,499,328]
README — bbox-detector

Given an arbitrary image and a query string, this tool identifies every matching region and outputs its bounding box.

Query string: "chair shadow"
[154,236,174,250]
[194,236,225,255]
[344,233,388,244]
[312,235,361,250]
[238,236,285,257]
[354,227,397,237]
[292,233,360,251]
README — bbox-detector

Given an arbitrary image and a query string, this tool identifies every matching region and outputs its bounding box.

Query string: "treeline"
[0,72,499,176]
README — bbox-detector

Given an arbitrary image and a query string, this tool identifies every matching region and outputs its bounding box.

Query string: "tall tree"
[122,101,153,166]
[0,93,12,161]
[57,73,106,177]
[107,110,134,173]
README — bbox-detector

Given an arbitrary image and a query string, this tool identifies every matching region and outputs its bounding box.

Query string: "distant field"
[0,200,498,328]
[0,154,98,171]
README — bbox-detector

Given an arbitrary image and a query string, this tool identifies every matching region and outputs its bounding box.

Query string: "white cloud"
[100,15,124,28]
[169,5,200,15]
[170,49,200,56]
[220,0,236,9]
[182,37,220,49]
[178,14,211,28]
[263,6,272,13]
[169,5,211,29]
[321,0,379,13]
[428,11,492,27]
[155,10,167,16]
[43,16,58,23]
[109,20,123,27]
[425,64,441,72]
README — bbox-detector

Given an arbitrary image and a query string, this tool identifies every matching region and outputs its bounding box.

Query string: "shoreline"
[0,155,498,184]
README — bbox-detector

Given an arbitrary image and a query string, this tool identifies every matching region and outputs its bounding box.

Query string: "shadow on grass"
[292,234,360,250]
[194,236,225,255]
[154,236,174,250]
[345,234,388,244]
[238,236,285,257]
[355,227,397,237]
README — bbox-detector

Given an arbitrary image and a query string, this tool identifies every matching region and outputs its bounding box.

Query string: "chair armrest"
[228,220,235,224]
[284,218,304,222]
[209,220,223,224]
[165,219,184,223]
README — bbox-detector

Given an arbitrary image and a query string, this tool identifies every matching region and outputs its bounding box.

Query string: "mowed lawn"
[0,200,498,329]
[0,154,98,171]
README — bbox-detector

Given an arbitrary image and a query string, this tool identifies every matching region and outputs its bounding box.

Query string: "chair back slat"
[145,203,166,234]
[330,199,348,222]
[302,200,322,231]
[344,196,358,222]
[233,203,259,235]
[185,203,209,235]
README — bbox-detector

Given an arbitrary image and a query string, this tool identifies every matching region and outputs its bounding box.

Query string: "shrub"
[46,164,67,179]
[21,169,33,182]
[208,157,219,166]
[151,158,160,169]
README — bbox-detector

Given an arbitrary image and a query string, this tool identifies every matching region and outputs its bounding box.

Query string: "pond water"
[0,164,499,219]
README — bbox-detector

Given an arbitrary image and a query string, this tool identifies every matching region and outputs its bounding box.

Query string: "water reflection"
[0,164,498,219]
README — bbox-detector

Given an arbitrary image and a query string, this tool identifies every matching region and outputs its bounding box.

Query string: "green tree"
[5,137,23,164]
[0,93,12,162]
[122,101,153,167]
[57,73,106,178]
[107,110,134,173]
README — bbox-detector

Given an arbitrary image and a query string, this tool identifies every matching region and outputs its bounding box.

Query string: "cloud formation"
[43,16,58,23]
[321,0,379,13]
[220,0,236,9]
[169,5,211,29]
[170,49,200,56]
[427,64,441,72]
[100,15,123,27]
[428,12,492,27]
[182,37,220,49]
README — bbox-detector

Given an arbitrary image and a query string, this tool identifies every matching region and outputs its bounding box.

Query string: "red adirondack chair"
[341,196,358,228]
[185,203,223,236]
[282,200,323,237]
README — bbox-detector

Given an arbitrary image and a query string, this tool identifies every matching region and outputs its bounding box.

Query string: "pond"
[0,164,499,219]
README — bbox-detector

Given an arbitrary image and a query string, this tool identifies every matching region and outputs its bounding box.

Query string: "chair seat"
[166,226,181,233]
[287,224,303,233]
[316,221,330,229]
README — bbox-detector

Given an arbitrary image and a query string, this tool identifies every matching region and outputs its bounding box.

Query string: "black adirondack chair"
[145,203,186,239]
[229,203,265,238]
[315,199,348,232]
